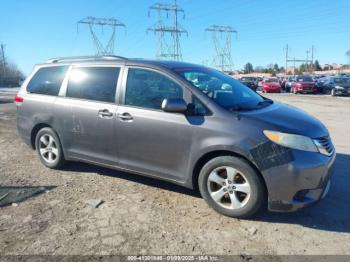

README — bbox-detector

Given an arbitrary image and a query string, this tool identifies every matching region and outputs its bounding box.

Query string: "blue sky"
[0,0,349,75]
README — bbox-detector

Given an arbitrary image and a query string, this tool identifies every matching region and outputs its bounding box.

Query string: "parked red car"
[262,78,281,93]
[291,75,318,94]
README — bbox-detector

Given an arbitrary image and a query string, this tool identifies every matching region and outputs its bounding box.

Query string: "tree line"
[242,60,323,75]
[0,49,25,87]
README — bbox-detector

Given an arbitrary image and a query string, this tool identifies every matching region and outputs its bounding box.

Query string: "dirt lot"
[0,90,349,255]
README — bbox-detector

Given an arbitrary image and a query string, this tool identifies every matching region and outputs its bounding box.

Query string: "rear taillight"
[14,95,24,105]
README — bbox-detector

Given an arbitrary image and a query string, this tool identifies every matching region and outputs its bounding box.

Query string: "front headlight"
[335,85,344,89]
[263,130,318,152]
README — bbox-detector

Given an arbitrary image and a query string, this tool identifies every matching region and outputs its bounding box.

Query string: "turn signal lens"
[263,130,282,143]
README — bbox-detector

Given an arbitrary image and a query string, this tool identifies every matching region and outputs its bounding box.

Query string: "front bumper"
[296,87,317,93]
[262,149,336,212]
[333,88,350,96]
[263,88,281,93]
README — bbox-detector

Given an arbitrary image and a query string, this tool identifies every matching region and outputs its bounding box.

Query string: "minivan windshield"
[333,77,350,83]
[174,67,268,111]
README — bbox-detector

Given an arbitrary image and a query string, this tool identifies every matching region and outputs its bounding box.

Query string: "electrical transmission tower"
[147,0,188,61]
[205,25,237,72]
[284,44,315,74]
[78,16,126,56]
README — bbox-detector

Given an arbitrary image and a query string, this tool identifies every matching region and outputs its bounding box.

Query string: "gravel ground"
[0,92,349,255]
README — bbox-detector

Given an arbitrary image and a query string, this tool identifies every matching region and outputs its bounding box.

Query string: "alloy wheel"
[207,166,251,210]
[38,134,58,164]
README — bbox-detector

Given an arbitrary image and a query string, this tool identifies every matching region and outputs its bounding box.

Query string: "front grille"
[314,136,335,156]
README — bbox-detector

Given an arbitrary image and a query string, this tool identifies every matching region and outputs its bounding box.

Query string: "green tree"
[244,62,254,74]
[314,60,322,71]
[273,64,280,73]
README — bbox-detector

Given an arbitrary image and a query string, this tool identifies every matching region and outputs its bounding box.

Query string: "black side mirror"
[161,98,187,113]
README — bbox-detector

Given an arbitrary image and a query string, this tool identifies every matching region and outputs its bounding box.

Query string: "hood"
[241,102,328,138]
[334,83,350,89]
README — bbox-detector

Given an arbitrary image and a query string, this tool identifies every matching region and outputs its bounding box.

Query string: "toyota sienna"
[15,56,335,218]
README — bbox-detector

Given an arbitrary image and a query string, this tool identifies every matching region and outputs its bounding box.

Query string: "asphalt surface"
[0,89,349,255]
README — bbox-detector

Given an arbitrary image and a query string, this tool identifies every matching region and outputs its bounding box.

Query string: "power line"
[205,25,237,72]
[77,16,126,55]
[147,1,188,61]
[284,44,315,74]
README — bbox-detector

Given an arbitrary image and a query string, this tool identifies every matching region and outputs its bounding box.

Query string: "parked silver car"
[15,56,335,218]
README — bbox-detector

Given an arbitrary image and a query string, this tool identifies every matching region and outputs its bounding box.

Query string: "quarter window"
[125,68,183,110]
[188,96,211,116]
[27,66,68,96]
[66,67,120,103]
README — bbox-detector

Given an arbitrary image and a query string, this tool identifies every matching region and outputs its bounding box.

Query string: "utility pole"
[285,44,289,74]
[77,16,126,55]
[205,25,237,72]
[0,43,5,66]
[311,45,315,73]
[0,43,6,81]
[306,49,310,73]
[147,1,188,61]
[285,45,314,74]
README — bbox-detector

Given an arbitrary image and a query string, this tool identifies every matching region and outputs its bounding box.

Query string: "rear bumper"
[16,113,33,148]
[262,149,336,212]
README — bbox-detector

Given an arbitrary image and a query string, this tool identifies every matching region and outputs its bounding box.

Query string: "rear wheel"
[35,127,66,169]
[198,156,265,218]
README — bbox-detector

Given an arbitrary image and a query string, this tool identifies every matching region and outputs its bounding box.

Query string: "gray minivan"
[15,56,335,218]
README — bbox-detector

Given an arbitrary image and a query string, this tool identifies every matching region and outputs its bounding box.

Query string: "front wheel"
[198,156,265,218]
[35,127,66,169]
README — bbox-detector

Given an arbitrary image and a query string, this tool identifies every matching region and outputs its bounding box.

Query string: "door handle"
[117,112,133,122]
[98,109,113,118]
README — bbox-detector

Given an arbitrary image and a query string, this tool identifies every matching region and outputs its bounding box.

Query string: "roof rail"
[46,55,128,63]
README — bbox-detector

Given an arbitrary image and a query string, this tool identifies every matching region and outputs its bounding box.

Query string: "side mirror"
[161,98,187,113]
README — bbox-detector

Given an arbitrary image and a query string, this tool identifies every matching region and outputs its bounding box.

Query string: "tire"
[35,127,66,169]
[198,156,265,218]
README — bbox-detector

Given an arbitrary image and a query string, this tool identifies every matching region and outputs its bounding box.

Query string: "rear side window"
[27,66,68,96]
[66,67,120,103]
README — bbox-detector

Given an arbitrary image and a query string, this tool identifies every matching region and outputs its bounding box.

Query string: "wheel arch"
[30,123,53,149]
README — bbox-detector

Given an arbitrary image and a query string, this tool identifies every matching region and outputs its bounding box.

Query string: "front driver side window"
[125,68,183,110]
